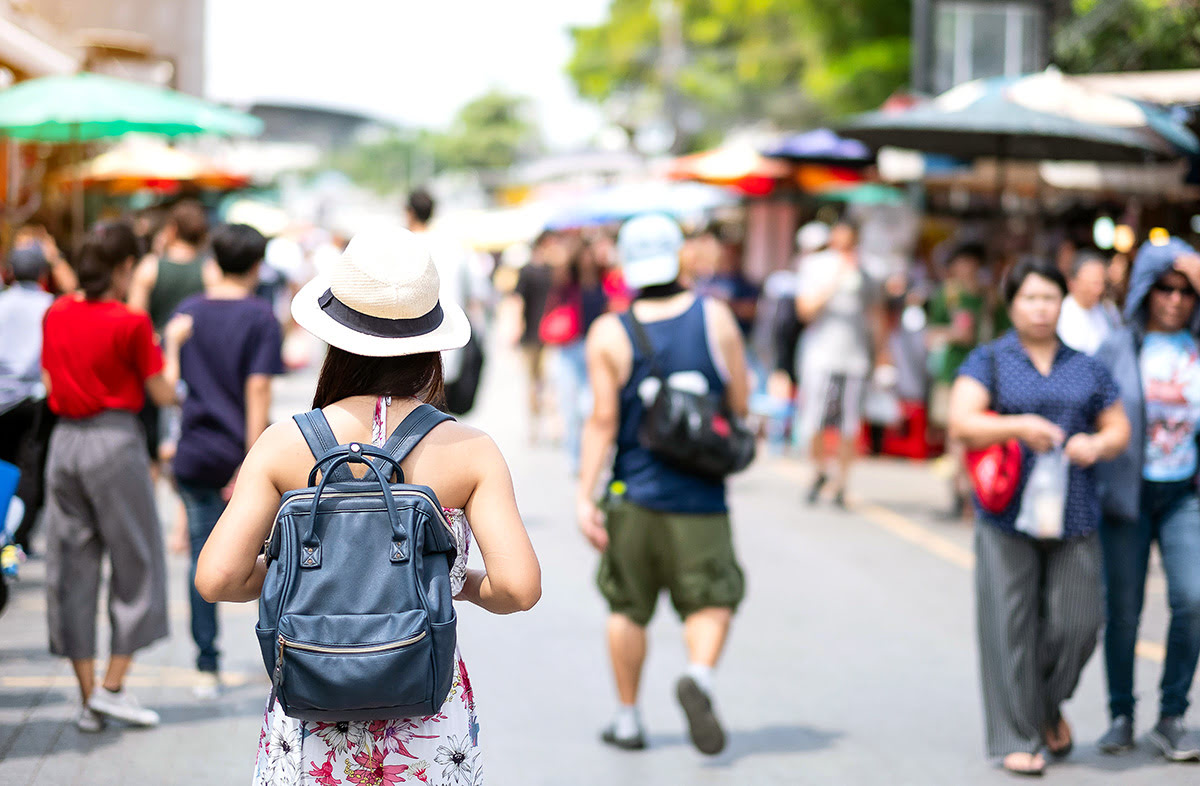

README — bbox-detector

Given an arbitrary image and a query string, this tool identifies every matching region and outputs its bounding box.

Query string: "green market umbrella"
[817,183,906,206]
[840,68,1197,164]
[0,72,262,141]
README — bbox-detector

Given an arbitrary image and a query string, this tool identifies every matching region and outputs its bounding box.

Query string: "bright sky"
[205,0,610,149]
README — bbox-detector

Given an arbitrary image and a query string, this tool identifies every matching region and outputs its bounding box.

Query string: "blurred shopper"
[510,231,560,443]
[127,200,212,469]
[1095,238,1200,761]
[1058,252,1120,355]
[577,214,748,755]
[692,224,758,337]
[795,221,882,507]
[0,246,55,554]
[170,224,283,699]
[544,240,609,473]
[41,221,189,732]
[195,228,540,784]
[949,259,1129,776]
[927,244,1006,518]
[407,188,488,415]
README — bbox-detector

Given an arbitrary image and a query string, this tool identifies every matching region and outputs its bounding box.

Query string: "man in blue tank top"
[577,214,749,756]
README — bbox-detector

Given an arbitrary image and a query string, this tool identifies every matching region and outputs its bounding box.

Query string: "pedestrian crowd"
[2,190,1200,782]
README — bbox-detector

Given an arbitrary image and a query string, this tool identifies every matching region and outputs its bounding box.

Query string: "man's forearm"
[577,418,616,503]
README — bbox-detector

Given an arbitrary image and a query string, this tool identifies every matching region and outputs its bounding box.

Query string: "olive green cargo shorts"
[596,497,745,626]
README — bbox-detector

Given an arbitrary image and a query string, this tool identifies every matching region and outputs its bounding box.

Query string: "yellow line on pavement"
[1,665,262,690]
[767,458,1166,664]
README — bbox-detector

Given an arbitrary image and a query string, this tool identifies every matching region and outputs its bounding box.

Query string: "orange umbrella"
[795,164,866,193]
[666,145,792,196]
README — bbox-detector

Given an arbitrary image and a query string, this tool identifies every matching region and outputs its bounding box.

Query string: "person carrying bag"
[949,259,1129,777]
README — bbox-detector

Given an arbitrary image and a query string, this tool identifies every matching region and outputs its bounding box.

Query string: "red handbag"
[965,416,1023,514]
[963,348,1023,514]
[539,297,582,346]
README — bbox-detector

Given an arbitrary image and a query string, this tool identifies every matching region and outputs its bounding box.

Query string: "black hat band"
[318,288,445,338]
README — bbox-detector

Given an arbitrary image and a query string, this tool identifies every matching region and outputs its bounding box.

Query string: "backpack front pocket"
[274,609,434,718]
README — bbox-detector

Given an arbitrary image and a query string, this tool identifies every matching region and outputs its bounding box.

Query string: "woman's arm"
[144,315,190,407]
[195,422,287,602]
[1064,401,1130,467]
[948,376,1064,452]
[459,433,541,614]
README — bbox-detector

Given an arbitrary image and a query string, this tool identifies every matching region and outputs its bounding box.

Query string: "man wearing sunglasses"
[1095,237,1200,760]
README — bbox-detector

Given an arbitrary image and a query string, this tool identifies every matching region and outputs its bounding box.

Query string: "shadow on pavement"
[0,688,71,709]
[647,723,843,764]
[1052,745,1198,775]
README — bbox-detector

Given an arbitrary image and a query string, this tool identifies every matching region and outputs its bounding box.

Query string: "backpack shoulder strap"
[380,404,455,466]
[292,409,340,460]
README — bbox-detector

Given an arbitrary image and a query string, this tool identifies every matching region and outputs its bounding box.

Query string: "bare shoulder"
[426,420,505,464]
[587,312,625,345]
[133,254,158,283]
[702,297,740,337]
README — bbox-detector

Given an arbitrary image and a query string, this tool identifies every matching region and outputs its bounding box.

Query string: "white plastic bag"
[863,365,902,427]
[1013,448,1068,540]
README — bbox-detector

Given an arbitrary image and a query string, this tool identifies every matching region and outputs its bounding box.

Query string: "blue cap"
[616,214,684,289]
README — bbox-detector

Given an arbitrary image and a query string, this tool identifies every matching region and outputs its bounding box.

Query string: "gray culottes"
[975,523,1103,757]
[43,411,168,659]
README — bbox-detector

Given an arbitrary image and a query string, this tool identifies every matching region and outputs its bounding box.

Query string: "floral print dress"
[253,398,483,786]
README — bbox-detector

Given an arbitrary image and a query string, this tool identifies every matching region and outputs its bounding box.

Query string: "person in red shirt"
[40,220,188,733]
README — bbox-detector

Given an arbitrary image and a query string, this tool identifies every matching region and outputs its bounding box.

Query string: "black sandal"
[1002,752,1046,778]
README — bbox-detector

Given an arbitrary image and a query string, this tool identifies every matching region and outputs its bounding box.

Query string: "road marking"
[1,664,262,690]
[767,458,1166,664]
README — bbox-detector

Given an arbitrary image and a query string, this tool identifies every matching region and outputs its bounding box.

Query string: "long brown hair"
[312,347,446,410]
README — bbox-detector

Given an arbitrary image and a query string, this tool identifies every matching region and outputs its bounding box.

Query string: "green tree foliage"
[1054,0,1200,73]
[325,129,438,195]
[432,89,541,172]
[567,0,910,149]
[324,90,540,194]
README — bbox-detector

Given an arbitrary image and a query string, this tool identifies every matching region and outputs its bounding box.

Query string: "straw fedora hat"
[291,228,471,357]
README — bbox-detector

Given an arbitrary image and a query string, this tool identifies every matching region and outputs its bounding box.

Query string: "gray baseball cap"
[7,245,47,282]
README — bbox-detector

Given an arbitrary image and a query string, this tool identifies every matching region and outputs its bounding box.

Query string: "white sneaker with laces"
[75,704,105,733]
[193,671,220,701]
[88,686,160,727]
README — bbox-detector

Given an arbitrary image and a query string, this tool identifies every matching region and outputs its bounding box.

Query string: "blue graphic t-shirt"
[1140,330,1200,482]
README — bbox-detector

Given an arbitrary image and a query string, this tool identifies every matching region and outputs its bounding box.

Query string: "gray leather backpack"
[256,404,459,721]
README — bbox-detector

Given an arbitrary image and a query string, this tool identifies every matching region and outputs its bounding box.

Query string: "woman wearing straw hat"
[196,228,541,785]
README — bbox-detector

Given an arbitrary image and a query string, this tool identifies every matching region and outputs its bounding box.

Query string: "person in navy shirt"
[949,259,1130,776]
[171,223,283,697]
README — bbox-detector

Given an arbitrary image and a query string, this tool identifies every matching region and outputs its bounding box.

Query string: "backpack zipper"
[278,629,427,656]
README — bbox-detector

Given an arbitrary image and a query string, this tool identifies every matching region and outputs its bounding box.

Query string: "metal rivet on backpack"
[350,443,361,452]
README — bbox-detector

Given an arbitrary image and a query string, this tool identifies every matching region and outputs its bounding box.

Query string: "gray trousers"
[975,523,1103,757]
[44,411,168,659]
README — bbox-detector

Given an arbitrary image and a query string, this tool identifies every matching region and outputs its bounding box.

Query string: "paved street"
[1,340,1195,785]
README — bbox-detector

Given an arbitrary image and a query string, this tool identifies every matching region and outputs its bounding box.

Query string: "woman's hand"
[576,497,608,552]
[1064,433,1102,467]
[1016,414,1065,453]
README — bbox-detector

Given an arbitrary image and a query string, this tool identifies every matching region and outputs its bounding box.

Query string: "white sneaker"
[75,704,105,733]
[88,687,160,727]
[193,671,220,701]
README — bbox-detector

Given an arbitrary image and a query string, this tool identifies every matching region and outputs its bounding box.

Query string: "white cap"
[796,221,830,254]
[617,213,684,289]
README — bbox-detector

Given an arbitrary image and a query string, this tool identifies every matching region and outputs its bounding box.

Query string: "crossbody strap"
[987,343,1000,412]
[626,309,666,381]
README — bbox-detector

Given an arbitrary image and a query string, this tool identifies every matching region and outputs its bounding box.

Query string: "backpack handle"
[300,444,409,568]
